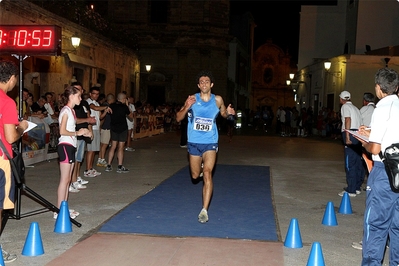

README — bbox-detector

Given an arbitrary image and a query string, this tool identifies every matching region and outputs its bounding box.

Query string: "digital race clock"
[0,25,61,55]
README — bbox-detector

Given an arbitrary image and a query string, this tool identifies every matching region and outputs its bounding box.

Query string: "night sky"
[230,0,337,65]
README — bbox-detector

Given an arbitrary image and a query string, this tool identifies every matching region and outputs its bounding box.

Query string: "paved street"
[1,128,387,265]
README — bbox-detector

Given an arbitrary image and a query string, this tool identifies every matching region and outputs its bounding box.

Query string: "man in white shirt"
[125,96,136,151]
[85,86,109,177]
[357,68,399,265]
[338,90,364,197]
[360,92,376,127]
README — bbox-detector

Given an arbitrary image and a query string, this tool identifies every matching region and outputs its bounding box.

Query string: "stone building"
[0,0,139,100]
[252,40,295,120]
[103,0,232,107]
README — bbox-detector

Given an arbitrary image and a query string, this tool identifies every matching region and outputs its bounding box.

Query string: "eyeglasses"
[199,81,211,85]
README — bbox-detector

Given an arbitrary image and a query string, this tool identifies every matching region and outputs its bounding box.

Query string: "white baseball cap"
[339,91,351,100]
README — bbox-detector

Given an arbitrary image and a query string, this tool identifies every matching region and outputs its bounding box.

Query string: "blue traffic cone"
[0,246,5,265]
[22,222,44,256]
[306,242,325,266]
[322,201,338,226]
[338,192,353,214]
[284,218,303,248]
[54,201,72,233]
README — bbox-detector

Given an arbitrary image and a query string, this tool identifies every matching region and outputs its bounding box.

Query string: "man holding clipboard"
[338,91,364,197]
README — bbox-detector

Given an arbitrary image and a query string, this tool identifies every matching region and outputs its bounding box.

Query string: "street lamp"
[324,61,341,78]
[62,35,81,54]
[71,36,81,48]
[324,61,331,71]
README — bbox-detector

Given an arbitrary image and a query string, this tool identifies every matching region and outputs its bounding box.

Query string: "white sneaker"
[84,168,101,177]
[96,158,107,167]
[83,169,96,177]
[2,248,17,263]
[77,176,89,185]
[352,241,362,250]
[53,209,80,219]
[69,184,80,193]
[338,190,356,197]
[91,168,101,176]
[356,190,361,195]
[198,208,208,223]
[73,181,86,190]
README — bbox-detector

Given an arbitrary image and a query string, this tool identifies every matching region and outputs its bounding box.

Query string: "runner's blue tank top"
[187,93,220,144]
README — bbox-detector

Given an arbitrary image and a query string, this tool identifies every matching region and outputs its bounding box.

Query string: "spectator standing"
[97,93,115,167]
[125,96,136,151]
[360,92,376,127]
[279,106,286,136]
[261,106,268,132]
[306,106,314,136]
[55,86,91,219]
[351,92,376,251]
[105,93,133,173]
[0,59,29,263]
[298,107,307,137]
[70,83,95,192]
[338,90,364,197]
[290,106,299,136]
[285,107,292,136]
[356,68,399,265]
[85,87,108,178]
[175,70,235,224]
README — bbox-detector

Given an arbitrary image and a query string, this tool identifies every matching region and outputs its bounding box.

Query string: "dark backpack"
[379,143,399,193]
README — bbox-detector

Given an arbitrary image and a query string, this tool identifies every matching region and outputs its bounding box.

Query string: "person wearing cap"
[338,90,364,197]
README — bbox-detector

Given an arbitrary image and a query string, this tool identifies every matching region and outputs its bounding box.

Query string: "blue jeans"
[342,131,365,193]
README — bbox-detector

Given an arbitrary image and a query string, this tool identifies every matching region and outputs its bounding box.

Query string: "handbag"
[0,139,25,184]
[379,143,399,193]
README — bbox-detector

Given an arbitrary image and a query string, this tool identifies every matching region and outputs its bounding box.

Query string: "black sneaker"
[105,165,112,172]
[117,166,129,173]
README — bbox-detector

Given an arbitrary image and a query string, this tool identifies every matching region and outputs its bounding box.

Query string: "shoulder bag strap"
[0,138,21,179]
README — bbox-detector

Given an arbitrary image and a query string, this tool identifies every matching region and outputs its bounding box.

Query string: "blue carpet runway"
[100,164,278,241]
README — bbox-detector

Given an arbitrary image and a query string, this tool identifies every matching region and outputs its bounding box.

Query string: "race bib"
[193,117,213,131]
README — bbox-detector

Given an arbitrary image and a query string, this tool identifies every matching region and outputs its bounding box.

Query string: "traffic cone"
[338,192,353,214]
[322,201,338,226]
[22,222,44,256]
[0,246,5,265]
[306,242,325,266]
[284,218,303,248]
[54,201,72,233]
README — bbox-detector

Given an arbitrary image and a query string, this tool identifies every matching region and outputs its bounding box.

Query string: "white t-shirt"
[360,103,375,127]
[86,98,100,130]
[44,103,55,115]
[126,103,136,128]
[279,109,286,123]
[58,106,77,147]
[340,101,361,131]
[369,95,399,161]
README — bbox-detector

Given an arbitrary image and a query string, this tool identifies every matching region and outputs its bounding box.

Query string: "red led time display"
[0,25,61,55]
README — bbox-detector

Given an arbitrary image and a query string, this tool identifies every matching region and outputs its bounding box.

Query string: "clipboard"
[344,129,369,142]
